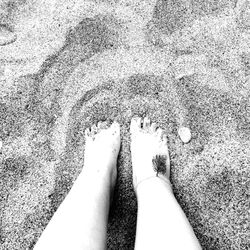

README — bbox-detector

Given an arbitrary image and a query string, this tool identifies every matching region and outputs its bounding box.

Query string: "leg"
[130,116,202,250]
[34,121,121,250]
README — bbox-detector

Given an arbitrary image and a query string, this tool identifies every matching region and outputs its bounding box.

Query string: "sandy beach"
[0,0,249,249]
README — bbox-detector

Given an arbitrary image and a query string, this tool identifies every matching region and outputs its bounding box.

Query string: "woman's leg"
[34,121,121,250]
[130,116,202,250]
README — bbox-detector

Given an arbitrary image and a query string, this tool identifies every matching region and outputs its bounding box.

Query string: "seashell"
[178,126,191,143]
[0,140,2,151]
[0,24,17,46]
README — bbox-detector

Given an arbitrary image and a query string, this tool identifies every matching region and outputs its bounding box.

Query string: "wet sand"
[0,0,249,249]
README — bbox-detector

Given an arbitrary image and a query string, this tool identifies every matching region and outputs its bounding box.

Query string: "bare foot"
[84,120,121,190]
[130,116,171,191]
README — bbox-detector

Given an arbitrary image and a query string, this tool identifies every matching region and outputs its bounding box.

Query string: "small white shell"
[178,126,191,143]
[0,25,17,46]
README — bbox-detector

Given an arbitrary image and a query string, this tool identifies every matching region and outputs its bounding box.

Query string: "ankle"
[135,175,172,195]
[81,163,116,186]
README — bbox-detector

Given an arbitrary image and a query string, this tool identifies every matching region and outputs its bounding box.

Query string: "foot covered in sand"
[84,121,121,190]
[130,116,171,191]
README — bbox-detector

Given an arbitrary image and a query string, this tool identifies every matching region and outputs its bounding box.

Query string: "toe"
[130,116,142,133]
[90,124,98,135]
[97,120,108,129]
[150,122,157,133]
[143,116,151,129]
[162,134,167,143]
[85,127,91,137]
[161,134,168,146]
[156,127,163,138]
[111,121,120,134]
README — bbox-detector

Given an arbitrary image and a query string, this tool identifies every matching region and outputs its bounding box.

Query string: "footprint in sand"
[0,24,17,46]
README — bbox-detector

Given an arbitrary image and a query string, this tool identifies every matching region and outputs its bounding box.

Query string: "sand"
[0,0,249,249]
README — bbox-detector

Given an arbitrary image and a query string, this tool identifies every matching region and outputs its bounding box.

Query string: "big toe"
[97,121,109,130]
[142,116,151,129]
[130,116,142,134]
